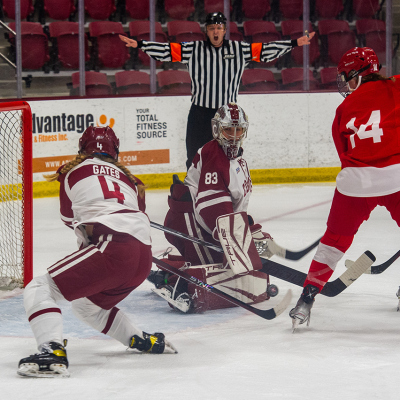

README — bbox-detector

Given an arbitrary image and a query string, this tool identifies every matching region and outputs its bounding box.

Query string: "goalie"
[148,103,278,313]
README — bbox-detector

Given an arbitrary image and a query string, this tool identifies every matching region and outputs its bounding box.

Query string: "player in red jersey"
[290,47,400,331]
[149,103,276,313]
[18,126,176,378]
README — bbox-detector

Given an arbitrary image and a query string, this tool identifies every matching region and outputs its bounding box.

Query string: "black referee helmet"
[205,12,227,26]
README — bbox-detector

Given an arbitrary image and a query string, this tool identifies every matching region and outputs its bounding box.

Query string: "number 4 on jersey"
[346,110,383,149]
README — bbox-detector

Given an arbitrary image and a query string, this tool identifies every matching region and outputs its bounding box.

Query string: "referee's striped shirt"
[138,39,295,109]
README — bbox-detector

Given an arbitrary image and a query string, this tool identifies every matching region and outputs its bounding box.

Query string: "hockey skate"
[17,341,69,378]
[152,284,192,313]
[129,332,178,354]
[147,269,169,289]
[289,284,319,332]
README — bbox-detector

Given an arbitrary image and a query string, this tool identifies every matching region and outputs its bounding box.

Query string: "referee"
[120,12,315,169]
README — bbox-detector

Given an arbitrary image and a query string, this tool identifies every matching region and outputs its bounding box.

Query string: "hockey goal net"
[0,101,32,289]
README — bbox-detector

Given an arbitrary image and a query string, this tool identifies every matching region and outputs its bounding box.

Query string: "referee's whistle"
[305,30,310,38]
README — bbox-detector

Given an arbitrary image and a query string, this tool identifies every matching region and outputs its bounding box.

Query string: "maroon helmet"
[79,126,120,159]
[337,47,380,97]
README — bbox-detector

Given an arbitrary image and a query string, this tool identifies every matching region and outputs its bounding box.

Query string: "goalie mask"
[211,103,249,160]
[79,126,120,160]
[337,47,380,98]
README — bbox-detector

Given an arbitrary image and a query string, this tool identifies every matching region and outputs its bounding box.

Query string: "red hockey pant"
[304,189,400,290]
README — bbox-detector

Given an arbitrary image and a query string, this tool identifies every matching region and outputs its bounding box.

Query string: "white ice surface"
[1,183,400,400]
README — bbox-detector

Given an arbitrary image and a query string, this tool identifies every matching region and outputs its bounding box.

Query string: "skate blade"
[165,339,178,354]
[18,364,70,378]
[151,288,190,313]
[292,318,300,333]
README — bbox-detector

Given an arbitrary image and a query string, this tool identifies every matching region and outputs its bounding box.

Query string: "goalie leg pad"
[216,212,262,275]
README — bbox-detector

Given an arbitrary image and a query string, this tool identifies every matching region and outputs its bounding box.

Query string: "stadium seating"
[157,70,191,94]
[352,0,380,19]
[281,20,319,66]
[85,0,116,20]
[243,20,280,43]
[314,0,344,19]
[8,22,50,70]
[70,71,112,96]
[49,22,90,70]
[129,21,167,68]
[42,0,75,21]
[241,69,279,92]
[356,19,386,64]
[278,0,303,20]
[115,71,151,95]
[241,0,270,20]
[164,0,195,20]
[89,22,130,69]
[167,21,205,42]
[319,67,338,90]
[2,0,33,20]
[204,0,232,15]
[281,68,319,90]
[318,20,356,66]
[229,22,243,42]
[125,0,149,20]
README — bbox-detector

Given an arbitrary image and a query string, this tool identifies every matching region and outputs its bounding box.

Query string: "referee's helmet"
[205,12,227,26]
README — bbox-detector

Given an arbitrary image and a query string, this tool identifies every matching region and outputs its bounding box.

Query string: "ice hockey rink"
[1,183,400,400]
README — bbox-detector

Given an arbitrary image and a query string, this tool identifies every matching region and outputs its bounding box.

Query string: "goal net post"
[0,101,33,289]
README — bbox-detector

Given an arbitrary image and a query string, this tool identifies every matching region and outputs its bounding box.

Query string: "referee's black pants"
[185,104,218,170]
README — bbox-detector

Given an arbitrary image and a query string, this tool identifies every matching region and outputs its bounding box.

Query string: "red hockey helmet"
[337,47,380,97]
[79,126,120,160]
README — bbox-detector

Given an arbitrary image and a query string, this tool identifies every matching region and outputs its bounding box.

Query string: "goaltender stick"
[17,126,176,378]
[148,103,277,313]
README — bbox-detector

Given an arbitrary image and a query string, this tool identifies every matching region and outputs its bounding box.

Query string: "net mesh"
[0,110,25,289]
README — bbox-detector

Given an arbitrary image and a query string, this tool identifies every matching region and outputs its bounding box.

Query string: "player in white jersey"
[149,103,275,313]
[17,126,176,378]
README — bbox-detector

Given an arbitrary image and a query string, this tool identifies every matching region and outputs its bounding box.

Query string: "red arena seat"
[279,0,303,20]
[125,0,149,20]
[356,19,386,64]
[8,22,50,70]
[49,22,90,70]
[71,71,112,96]
[89,22,130,69]
[2,0,33,20]
[85,0,116,20]
[167,21,205,42]
[241,0,270,20]
[281,20,320,66]
[157,70,191,94]
[204,0,232,15]
[352,0,380,19]
[318,20,356,65]
[129,21,167,68]
[43,0,75,21]
[241,69,279,92]
[164,0,195,20]
[315,0,344,19]
[319,67,338,90]
[229,22,243,42]
[281,68,319,91]
[115,70,150,95]
[243,20,280,43]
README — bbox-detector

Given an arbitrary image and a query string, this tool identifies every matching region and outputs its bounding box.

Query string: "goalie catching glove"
[250,223,274,259]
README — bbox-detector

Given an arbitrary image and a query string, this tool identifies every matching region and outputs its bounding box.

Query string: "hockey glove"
[250,224,274,259]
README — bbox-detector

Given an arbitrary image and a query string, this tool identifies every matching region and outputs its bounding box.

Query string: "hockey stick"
[345,249,400,275]
[261,251,375,297]
[152,256,292,321]
[150,221,320,261]
[151,221,375,297]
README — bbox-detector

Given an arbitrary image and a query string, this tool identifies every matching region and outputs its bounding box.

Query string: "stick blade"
[256,289,292,320]
[339,250,375,287]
